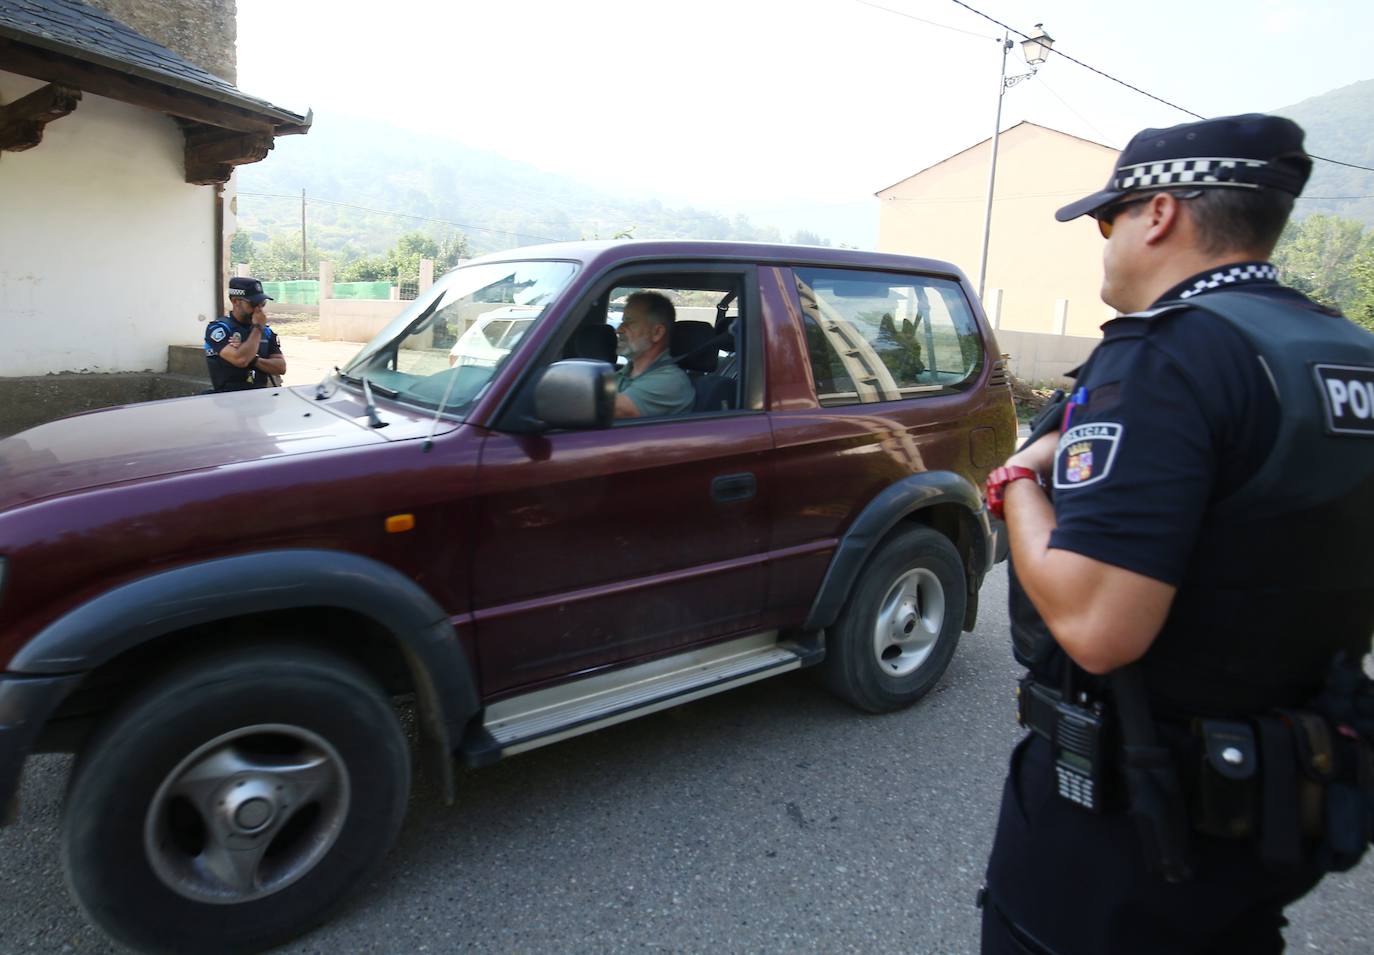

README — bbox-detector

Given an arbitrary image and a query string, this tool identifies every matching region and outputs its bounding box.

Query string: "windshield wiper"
[360,373,393,429]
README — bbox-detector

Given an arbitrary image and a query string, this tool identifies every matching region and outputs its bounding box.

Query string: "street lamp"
[976,24,1055,301]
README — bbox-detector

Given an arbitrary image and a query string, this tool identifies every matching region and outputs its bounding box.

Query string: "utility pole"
[977,33,1012,302]
[976,25,1054,302]
[300,188,307,276]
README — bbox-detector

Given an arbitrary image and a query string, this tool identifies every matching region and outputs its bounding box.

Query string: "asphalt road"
[2,568,1371,954]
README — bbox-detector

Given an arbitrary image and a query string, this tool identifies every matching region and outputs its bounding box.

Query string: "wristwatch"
[985,465,1041,520]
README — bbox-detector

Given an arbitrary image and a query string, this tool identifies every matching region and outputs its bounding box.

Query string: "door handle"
[711,472,757,503]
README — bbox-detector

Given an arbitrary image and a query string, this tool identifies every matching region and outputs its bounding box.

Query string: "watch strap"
[986,465,1041,520]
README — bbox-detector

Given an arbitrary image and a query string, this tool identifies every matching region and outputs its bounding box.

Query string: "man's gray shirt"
[616,351,694,417]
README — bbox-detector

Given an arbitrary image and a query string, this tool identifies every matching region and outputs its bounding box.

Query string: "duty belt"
[1016,671,1374,876]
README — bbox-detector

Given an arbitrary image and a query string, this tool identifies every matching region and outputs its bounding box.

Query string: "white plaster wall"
[877,125,1120,338]
[0,69,216,375]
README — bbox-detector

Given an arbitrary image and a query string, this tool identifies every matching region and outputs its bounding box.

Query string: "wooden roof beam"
[0,82,81,151]
[183,126,275,185]
[0,38,276,135]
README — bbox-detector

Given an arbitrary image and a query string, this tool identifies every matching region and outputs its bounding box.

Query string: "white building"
[0,0,307,430]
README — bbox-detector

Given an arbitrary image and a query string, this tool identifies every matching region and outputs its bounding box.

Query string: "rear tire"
[822,525,967,713]
[61,644,410,955]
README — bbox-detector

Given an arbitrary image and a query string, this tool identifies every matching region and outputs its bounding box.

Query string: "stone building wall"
[84,0,237,83]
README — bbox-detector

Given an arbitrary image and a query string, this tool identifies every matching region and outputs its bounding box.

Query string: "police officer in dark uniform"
[979,114,1374,954]
[205,277,286,392]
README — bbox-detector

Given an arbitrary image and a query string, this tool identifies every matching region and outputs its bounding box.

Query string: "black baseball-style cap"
[1055,113,1312,222]
[228,276,273,305]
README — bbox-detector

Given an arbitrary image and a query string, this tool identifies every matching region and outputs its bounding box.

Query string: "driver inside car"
[612,290,694,418]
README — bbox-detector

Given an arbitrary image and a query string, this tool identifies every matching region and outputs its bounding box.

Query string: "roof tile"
[0,0,304,124]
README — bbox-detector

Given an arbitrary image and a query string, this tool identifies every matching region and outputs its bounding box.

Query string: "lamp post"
[976,24,1054,301]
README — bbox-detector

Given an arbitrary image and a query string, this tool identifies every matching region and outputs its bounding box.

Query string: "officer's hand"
[251,305,268,328]
[1007,430,1059,479]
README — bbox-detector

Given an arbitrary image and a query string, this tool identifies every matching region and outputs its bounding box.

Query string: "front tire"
[61,645,411,955]
[822,525,967,713]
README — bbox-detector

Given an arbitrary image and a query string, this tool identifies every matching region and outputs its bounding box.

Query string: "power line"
[941,0,1374,174]
[853,0,996,40]
[1036,74,1113,146]
[236,191,563,243]
[1313,157,1374,172]
[947,0,1204,120]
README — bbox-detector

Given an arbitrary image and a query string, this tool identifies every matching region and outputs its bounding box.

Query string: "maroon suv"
[0,240,1015,954]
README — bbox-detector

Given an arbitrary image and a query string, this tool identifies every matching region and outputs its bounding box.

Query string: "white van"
[447,305,543,368]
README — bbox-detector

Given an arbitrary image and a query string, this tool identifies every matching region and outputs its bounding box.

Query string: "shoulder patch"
[1054,422,1124,490]
[1315,364,1374,436]
[209,326,227,342]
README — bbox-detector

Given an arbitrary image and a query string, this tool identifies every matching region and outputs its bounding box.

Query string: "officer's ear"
[1143,194,1187,247]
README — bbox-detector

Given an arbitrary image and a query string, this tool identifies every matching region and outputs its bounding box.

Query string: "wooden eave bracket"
[0,38,303,183]
[183,125,275,184]
[0,83,81,151]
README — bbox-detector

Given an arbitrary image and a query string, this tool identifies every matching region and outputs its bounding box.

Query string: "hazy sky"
[236,0,1374,230]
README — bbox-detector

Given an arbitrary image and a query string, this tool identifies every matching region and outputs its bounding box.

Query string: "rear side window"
[794,267,984,406]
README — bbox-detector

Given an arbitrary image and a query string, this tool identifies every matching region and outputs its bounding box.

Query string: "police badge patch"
[1054,423,1123,490]
[1315,364,1374,436]
[209,326,227,343]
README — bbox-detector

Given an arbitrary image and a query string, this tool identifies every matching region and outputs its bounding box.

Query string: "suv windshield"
[340,260,578,417]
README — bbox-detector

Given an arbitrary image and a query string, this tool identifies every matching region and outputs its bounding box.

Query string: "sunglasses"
[1094,190,1203,239]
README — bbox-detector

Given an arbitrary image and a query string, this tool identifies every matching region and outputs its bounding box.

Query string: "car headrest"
[572,324,617,365]
[670,320,718,373]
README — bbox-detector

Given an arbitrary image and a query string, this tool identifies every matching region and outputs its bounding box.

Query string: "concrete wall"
[0,70,218,377]
[319,298,410,343]
[992,328,1098,386]
[0,373,205,438]
[878,124,1119,339]
[84,0,237,83]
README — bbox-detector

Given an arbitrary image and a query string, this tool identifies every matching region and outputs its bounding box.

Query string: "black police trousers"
[982,734,1326,955]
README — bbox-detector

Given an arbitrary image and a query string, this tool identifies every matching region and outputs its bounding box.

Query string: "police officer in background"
[980,114,1374,954]
[205,277,287,392]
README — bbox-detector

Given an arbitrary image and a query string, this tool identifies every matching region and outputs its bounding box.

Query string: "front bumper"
[0,672,83,825]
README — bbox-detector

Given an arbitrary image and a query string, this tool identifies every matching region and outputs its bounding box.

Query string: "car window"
[342,261,577,417]
[793,267,984,407]
[594,281,745,421]
[481,320,513,347]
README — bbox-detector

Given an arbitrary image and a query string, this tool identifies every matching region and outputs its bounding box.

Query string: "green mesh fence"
[332,282,393,300]
[258,281,394,304]
[259,280,317,305]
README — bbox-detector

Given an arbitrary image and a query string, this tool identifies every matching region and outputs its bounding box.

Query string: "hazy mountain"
[1274,78,1374,226]
[234,115,874,257]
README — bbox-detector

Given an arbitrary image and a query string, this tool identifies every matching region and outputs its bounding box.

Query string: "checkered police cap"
[1055,113,1312,222]
[228,276,273,304]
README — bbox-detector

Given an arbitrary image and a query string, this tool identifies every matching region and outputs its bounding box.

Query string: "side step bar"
[461,632,822,766]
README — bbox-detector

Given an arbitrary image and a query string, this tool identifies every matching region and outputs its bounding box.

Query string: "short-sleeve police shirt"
[1046,263,1301,586]
[205,316,282,390]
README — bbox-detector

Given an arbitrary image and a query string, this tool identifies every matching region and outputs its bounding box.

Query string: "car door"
[469,266,773,697]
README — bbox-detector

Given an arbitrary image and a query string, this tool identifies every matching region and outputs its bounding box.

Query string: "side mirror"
[533,359,617,430]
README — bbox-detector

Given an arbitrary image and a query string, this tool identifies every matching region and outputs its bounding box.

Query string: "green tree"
[336,255,390,282]
[1348,248,1374,331]
[246,231,320,280]
[1272,213,1370,309]
[434,233,471,274]
[229,232,255,265]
